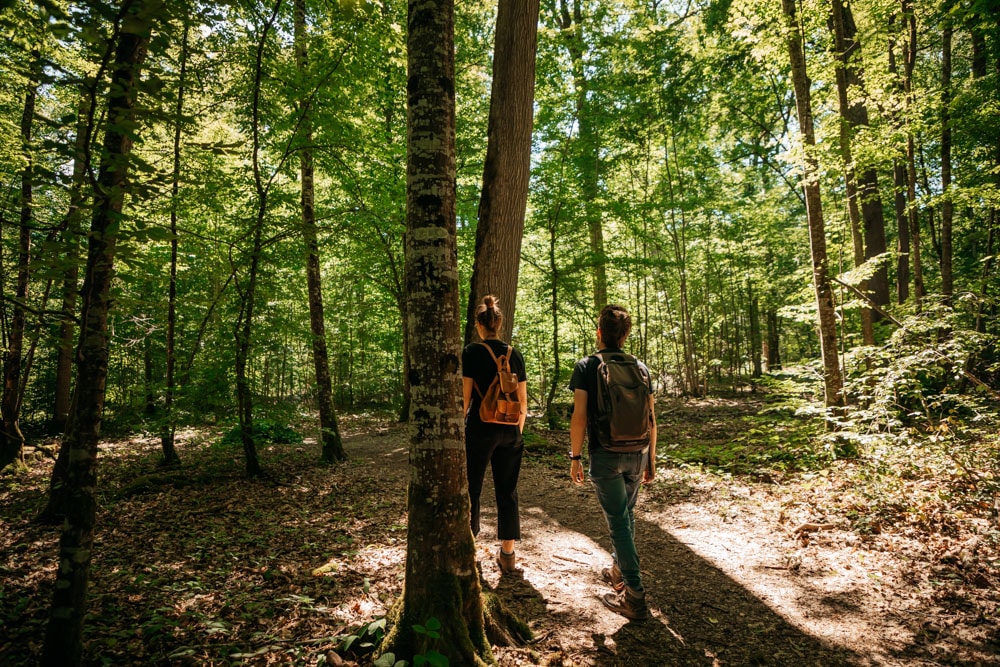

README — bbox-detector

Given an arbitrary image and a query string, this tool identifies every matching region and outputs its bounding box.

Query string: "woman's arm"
[517,380,527,432]
[463,377,474,417]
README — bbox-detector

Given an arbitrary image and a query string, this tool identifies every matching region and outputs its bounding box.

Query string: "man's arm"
[570,389,588,485]
[643,394,657,483]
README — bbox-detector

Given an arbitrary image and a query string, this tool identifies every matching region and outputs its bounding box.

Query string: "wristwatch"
[568,451,582,461]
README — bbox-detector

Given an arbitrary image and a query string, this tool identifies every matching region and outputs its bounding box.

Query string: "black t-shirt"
[568,347,653,452]
[462,340,527,428]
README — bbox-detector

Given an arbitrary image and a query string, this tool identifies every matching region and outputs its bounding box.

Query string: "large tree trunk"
[940,18,954,301]
[41,6,155,664]
[380,0,490,663]
[295,0,346,462]
[782,0,844,411]
[464,0,540,345]
[0,49,40,470]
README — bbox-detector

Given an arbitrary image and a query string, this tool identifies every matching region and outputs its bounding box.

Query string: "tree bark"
[464,0,540,345]
[0,49,40,470]
[295,0,346,463]
[781,0,844,411]
[764,309,781,371]
[380,0,490,663]
[42,4,155,663]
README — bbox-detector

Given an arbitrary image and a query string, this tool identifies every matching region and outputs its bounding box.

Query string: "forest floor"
[2,393,999,666]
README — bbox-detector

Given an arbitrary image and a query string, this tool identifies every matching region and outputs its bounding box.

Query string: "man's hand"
[570,459,585,485]
[642,461,656,485]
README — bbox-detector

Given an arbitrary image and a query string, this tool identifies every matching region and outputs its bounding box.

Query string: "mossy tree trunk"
[381,0,492,663]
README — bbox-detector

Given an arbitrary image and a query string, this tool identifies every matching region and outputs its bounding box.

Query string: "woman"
[462,295,528,572]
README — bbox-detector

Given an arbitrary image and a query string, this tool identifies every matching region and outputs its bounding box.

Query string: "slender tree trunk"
[940,17,954,301]
[160,17,190,466]
[888,14,911,304]
[53,89,93,433]
[663,135,700,396]
[749,290,762,378]
[557,0,606,311]
[464,0,540,345]
[765,309,781,371]
[903,0,925,307]
[977,210,996,333]
[295,0,346,462]
[976,49,999,332]
[782,0,844,411]
[830,0,872,345]
[831,0,889,333]
[234,0,284,479]
[41,6,155,664]
[545,207,561,427]
[0,49,40,470]
[381,0,489,662]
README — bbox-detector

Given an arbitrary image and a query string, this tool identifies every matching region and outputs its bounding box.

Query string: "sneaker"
[601,587,650,621]
[601,562,625,592]
[497,548,516,573]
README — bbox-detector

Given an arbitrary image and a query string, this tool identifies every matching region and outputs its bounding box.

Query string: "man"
[569,304,656,620]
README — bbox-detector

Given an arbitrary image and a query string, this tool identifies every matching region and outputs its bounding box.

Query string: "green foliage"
[372,617,447,667]
[340,616,387,657]
[841,301,999,443]
[215,420,303,449]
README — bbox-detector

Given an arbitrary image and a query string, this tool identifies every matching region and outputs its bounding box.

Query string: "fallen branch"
[793,522,836,535]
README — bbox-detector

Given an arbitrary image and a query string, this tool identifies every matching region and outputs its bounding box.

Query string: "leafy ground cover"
[1,391,999,666]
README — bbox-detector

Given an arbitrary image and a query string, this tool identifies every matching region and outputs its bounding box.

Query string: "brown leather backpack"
[476,342,521,425]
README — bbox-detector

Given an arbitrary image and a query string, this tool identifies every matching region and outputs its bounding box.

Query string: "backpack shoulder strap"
[474,341,509,399]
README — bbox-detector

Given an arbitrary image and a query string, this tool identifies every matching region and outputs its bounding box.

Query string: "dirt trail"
[349,424,997,666]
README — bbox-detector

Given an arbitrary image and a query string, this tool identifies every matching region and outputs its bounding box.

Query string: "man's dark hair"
[599,305,632,348]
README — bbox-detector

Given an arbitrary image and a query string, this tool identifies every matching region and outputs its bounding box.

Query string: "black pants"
[465,424,523,541]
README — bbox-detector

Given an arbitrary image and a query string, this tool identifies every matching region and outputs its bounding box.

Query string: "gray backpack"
[594,352,652,452]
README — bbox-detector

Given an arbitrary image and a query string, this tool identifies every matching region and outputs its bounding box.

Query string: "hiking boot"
[601,586,650,621]
[497,548,517,573]
[601,561,625,592]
